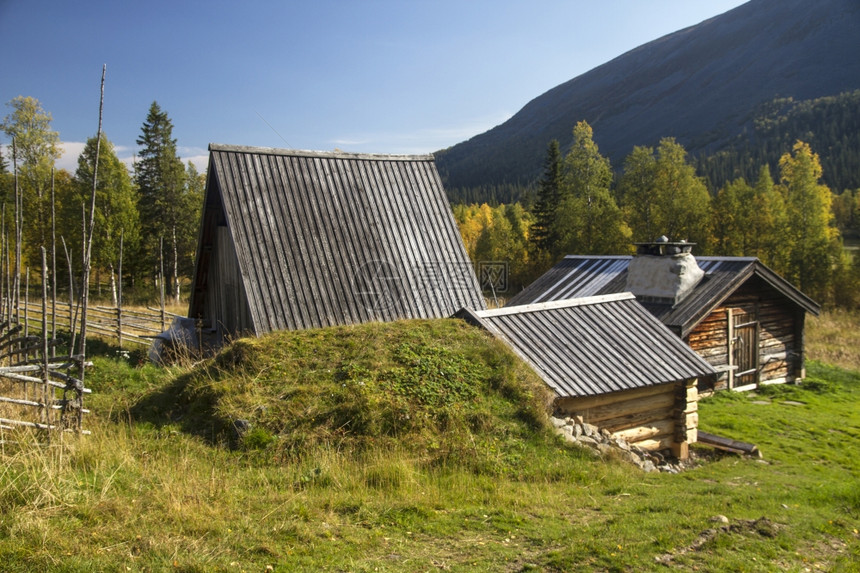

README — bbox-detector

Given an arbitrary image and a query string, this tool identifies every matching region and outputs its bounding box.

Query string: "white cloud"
[182,154,208,172]
[177,147,208,172]
[1,141,88,173]
[12,142,210,174]
[57,141,87,172]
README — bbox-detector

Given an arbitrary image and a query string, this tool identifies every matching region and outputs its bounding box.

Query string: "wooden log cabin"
[188,144,486,345]
[506,238,820,391]
[457,294,716,459]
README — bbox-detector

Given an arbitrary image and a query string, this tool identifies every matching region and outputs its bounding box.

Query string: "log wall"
[686,275,805,390]
[554,379,698,458]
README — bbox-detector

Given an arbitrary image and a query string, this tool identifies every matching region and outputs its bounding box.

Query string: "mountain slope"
[435,0,860,193]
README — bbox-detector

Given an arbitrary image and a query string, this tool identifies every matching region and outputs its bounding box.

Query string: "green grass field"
[1,316,858,572]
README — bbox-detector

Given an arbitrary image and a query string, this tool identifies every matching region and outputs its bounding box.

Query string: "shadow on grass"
[124,363,237,445]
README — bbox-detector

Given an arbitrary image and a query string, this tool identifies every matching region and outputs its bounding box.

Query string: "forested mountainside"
[436,0,860,202]
[696,91,860,193]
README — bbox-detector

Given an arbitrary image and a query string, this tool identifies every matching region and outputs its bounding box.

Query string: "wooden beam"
[556,382,672,411]
[698,430,761,457]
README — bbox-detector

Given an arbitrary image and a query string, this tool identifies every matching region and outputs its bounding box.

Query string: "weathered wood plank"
[698,430,761,457]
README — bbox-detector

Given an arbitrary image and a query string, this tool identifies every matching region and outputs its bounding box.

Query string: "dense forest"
[3,95,858,316]
[443,90,860,207]
[695,91,860,195]
[454,121,860,309]
[0,96,202,305]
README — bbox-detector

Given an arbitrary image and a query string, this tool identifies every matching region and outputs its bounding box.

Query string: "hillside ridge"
[435,0,860,194]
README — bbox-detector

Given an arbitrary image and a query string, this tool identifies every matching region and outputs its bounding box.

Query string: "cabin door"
[733,311,760,388]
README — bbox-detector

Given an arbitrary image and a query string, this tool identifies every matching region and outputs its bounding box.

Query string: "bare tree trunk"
[1,202,5,323]
[51,169,57,355]
[160,236,166,331]
[40,248,50,429]
[62,237,77,355]
[109,263,117,307]
[12,138,21,323]
[3,214,9,323]
[117,229,123,349]
[173,225,180,305]
[79,64,106,380]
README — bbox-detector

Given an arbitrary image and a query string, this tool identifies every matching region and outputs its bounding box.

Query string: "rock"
[573,423,583,438]
[582,423,599,437]
[577,436,598,446]
[613,437,631,451]
[597,443,614,456]
[550,417,566,429]
[641,460,657,472]
[232,419,251,438]
[711,515,730,524]
[600,428,612,438]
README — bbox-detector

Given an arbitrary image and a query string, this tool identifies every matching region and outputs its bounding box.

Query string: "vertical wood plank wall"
[207,225,253,338]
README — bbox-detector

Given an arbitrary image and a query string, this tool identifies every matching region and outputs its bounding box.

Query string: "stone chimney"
[625,236,704,306]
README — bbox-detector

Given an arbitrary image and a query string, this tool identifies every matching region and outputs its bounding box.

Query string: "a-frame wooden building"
[189,144,485,344]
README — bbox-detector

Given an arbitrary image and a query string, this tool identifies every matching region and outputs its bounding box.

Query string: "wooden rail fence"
[8,299,182,348]
[1,298,179,439]
[0,317,92,440]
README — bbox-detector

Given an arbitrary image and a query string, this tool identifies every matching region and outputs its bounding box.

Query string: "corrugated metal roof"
[507,255,819,337]
[459,293,716,398]
[189,144,486,335]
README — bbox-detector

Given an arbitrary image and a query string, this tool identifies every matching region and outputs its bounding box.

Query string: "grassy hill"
[1,317,859,571]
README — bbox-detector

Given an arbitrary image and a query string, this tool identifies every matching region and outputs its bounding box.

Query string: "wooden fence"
[0,317,92,440]
[9,299,182,348]
[0,298,180,439]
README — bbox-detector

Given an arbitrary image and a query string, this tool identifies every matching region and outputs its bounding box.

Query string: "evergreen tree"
[554,121,630,256]
[134,101,189,297]
[530,139,563,253]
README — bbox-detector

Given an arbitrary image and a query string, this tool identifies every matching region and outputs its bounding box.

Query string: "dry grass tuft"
[807,310,860,372]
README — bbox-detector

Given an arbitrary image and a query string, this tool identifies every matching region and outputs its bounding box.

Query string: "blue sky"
[1,0,748,172]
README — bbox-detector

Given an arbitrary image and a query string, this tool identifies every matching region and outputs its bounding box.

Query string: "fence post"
[160,237,166,332]
[117,230,123,349]
[41,248,51,434]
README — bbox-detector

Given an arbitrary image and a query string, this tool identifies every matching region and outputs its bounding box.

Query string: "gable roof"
[458,293,716,398]
[189,144,485,335]
[506,255,820,338]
